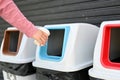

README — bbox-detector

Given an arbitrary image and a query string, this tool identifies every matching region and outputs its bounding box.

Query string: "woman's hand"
[32,29,49,46]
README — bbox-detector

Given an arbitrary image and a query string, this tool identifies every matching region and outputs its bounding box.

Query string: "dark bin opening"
[2,30,23,56]
[9,31,19,52]
[109,28,120,62]
[47,29,64,57]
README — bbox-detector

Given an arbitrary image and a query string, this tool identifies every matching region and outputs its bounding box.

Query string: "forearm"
[0,0,37,37]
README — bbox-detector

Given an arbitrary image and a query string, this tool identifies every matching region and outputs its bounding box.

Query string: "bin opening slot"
[109,28,120,62]
[47,29,64,57]
[2,30,23,56]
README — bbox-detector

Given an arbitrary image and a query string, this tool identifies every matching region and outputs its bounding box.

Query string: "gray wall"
[0,0,120,43]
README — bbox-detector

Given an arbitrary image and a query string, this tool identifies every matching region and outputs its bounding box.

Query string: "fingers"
[39,34,48,46]
[33,28,50,46]
[41,32,48,41]
[35,34,47,46]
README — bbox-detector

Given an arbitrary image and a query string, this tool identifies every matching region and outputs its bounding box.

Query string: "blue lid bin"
[89,20,120,80]
[0,27,37,80]
[33,23,99,80]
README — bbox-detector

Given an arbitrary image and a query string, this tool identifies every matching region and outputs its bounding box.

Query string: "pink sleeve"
[0,0,38,37]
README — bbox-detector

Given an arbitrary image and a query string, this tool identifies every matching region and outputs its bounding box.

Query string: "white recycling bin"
[89,20,120,80]
[0,27,39,80]
[33,23,99,72]
[0,27,37,64]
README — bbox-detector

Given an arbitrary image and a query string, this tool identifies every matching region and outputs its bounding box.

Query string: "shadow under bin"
[0,27,37,80]
[33,23,99,80]
[89,21,120,80]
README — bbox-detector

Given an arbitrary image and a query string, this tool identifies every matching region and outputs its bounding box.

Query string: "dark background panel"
[0,0,120,43]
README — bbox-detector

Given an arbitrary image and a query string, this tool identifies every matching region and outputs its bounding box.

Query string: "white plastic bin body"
[3,70,36,80]
[0,27,37,64]
[89,20,120,80]
[33,23,99,72]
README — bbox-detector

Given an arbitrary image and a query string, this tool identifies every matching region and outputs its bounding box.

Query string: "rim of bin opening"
[39,26,70,62]
[2,30,23,56]
[101,24,120,70]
